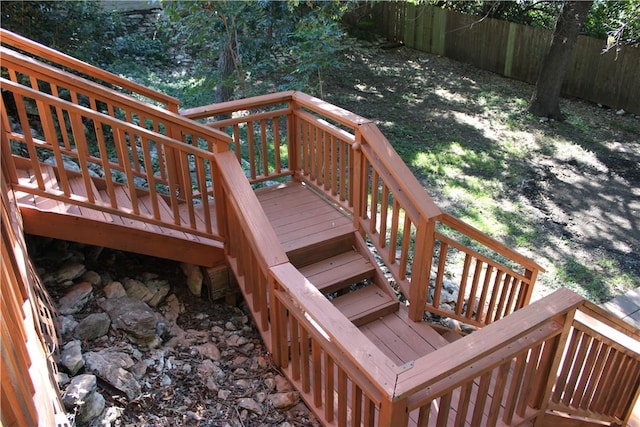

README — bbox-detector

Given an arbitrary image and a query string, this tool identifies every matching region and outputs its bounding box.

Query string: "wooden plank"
[18,207,224,267]
[332,285,400,327]
[298,250,375,293]
[67,176,107,220]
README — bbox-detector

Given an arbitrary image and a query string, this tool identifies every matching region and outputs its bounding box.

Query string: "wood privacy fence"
[374,2,640,115]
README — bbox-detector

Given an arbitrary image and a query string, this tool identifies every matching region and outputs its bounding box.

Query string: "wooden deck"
[4,31,637,425]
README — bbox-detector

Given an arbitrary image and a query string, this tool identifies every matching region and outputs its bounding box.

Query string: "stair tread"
[332,285,400,327]
[298,250,375,293]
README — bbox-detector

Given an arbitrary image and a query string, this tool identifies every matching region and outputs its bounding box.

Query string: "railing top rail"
[269,262,400,394]
[439,211,546,273]
[291,91,370,130]
[579,299,640,342]
[0,28,181,111]
[0,47,230,144]
[359,122,443,220]
[1,78,229,156]
[394,288,585,397]
[214,151,288,268]
[180,91,296,120]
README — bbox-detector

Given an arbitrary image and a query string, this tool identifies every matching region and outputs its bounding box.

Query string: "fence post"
[409,217,436,321]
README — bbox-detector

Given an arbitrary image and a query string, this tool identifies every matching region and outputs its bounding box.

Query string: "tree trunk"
[528,1,593,119]
[216,42,235,104]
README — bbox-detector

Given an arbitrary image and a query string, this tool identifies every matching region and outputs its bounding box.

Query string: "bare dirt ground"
[322,39,640,303]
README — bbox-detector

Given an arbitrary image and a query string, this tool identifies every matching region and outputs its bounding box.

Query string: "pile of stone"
[30,237,318,426]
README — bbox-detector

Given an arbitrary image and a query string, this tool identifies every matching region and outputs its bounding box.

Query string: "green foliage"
[1,0,171,67]
[162,0,350,99]
[584,0,640,47]
[432,0,639,45]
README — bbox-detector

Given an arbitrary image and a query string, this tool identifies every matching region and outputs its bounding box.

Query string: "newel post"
[531,308,577,427]
[351,128,366,234]
[165,125,188,200]
[287,99,301,179]
[408,217,436,321]
[378,397,409,427]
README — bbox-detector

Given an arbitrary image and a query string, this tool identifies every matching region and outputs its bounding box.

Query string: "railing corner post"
[408,218,436,321]
[351,128,366,234]
[379,397,409,427]
[287,100,301,179]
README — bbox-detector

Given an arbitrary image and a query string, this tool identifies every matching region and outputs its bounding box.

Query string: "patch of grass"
[551,257,638,303]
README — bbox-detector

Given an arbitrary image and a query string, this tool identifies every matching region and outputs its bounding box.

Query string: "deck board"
[256,182,354,257]
[361,309,450,365]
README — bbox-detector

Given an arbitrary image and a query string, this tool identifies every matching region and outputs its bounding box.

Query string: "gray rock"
[194,342,221,361]
[80,270,102,286]
[100,297,158,340]
[103,281,127,299]
[75,313,111,341]
[58,315,79,336]
[61,340,84,375]
[58,282,93,315]
[268,392,300,409]
[84,351,140,400]
[123,278,153,302]
[62,374,105,424]
[145,279,170,308]
[180,263,202,297]
[84,350,135,372]
[237,397,263,415]
[52,262,86,283]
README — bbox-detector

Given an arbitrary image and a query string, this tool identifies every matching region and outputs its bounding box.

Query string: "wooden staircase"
[257,182,401,327]
[3,29,639,427]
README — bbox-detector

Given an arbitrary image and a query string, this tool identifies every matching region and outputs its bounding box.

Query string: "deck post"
[378,397,409,427]
[351,128,366,235]
[532,308,577,427]
[288,101,301,180]
[408,218,436,321]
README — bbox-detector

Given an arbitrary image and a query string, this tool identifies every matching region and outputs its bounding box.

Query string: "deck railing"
[213,150,400,425]
[1,78,229,240]
[3,30,638,426]
[0,28,181,112]
[183,91,545,325]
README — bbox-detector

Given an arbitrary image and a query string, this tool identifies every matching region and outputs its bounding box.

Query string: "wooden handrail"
[2,78,226,240]
[394,287,584,397]
[214,151,288,268]
[358,122,443,221]
[0,28,181,111]
[0,47,228,146]
[439,212,546,273]
[270,262,399,395]
[180,91,296,119]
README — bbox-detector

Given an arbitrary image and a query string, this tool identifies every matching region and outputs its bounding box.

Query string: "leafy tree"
[163,0,350,103]
[528,1,594,119]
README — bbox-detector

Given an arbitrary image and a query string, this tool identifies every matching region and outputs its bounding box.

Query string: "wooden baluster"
[324,353,334,422]
[351,381,362,427]
[312,340,322,408]
[247,121,256,181]
[455,254,472,316]
[261,119,269,179]
[274,118,282,174]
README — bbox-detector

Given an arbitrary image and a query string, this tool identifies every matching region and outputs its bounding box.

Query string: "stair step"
[332,285,400,327]
[298,250,375,294]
